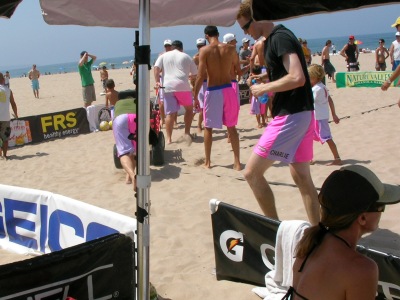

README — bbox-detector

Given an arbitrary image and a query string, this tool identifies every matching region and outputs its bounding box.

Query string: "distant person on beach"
[340,35,359,71]
[249,36,266,70]
[78,51,97,107]
[4,71,10,88]
[192,37,207,133]
[113,97,137,190]
[321,40,336,82]
[105,79,119,119]
[331,43,336,54]
[284,165,400,300]
[28,64,40,98]
[237,0,320,225]
[381,63,400,108]
[389,32,400,71]
[130,63,136,86]
[154,40,197,144]
[156,39,173,127]
[0,72,18,160]
[193,25,241,170]
[308,64,341,166]
[100,66,109,92]
[375,39,390,71]
[249,65,267,128]
[239,37,252,83]
[302,40,312,66]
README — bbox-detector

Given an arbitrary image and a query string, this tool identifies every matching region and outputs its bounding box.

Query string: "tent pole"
[137,0,151,299]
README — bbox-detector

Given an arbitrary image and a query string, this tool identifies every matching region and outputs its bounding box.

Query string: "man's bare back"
[106,90,119,107]
[201,43,238,87]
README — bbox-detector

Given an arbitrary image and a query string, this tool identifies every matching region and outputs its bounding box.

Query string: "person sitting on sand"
[308,64,341,166]
[284,165,400,300]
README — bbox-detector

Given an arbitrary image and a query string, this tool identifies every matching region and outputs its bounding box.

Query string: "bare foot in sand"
[125,173,132,184]
[197,126,203,134]
[233,162,242,171]
[327,158,342,166]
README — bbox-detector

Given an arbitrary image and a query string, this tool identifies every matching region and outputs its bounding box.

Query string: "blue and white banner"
[0,184,136,255]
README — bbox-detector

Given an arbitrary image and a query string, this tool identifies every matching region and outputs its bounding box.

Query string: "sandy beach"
[1,52,400,299]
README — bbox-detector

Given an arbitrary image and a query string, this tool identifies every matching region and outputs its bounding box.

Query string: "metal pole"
[137,0,151,299]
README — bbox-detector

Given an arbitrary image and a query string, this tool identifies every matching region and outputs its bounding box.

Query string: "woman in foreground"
[284,165,400,300]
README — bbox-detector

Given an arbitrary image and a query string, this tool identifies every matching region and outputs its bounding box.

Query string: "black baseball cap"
[319,165,400,215]
[80,51,87,57]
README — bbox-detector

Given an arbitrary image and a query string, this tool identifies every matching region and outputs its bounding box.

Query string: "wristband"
[386,79,392,84]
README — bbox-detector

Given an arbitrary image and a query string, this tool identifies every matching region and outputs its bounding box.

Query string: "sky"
[0,1,399,68]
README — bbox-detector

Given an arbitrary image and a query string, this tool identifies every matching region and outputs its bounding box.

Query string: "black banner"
[9,107,90,147]
[239,84,250,106]
[211,202,400,299]
[0,233,135,300]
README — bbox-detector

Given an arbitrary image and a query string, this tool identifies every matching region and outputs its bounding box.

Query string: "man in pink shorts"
[194,26,242,170]
[154,40,197,144]
[237,1,320,225]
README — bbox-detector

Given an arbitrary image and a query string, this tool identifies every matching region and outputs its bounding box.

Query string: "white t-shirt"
[392,40,400,60]
[0,84,11,121]
[154,49,197,93]
[312,82,330,120]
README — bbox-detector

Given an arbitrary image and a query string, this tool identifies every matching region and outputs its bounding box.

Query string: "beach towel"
[252,220,310,300]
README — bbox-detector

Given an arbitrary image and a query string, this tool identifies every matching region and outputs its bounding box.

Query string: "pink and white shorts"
[254,111,314,163]
[163,91,192,114]
[204,84,239,129]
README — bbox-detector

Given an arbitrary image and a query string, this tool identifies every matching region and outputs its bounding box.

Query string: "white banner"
[0,184,136,255]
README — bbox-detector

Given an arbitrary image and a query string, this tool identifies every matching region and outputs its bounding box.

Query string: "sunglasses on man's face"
[241,19,253,31]
[366,203,385,213]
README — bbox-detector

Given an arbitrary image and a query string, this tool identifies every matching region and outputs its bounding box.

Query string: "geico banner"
[0,184,136,255]
[0,233,135,300]
[9,107,90,147]
[211,201,400,299]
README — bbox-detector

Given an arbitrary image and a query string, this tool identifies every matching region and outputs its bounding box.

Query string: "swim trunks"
[314,119,332,144]
[322,59,336,77]
[231,79,241,105]
[198,80,207,109]
[163,91,192,114]
[0,121,11,142]
[31,79,39,90]
[250,96,266,115]
[254,110,314,163]
[204,84,239,129]
[113,113,136,157]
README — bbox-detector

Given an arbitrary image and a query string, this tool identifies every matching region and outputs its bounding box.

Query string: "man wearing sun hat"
[392,16,400,31]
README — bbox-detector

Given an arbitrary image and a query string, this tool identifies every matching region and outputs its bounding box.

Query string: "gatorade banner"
[336,71,399,88]
[0,233,135,300]
[211,201,400,299]
[9,107,90,147]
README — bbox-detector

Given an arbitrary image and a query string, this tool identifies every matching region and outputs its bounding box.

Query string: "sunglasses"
[366,203,385,213]
[241,19,253,31]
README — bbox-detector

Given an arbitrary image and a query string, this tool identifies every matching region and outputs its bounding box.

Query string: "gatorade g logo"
[41,112,78,133]
[220,230,244,262]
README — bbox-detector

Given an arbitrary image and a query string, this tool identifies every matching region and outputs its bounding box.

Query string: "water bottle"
[252,79,269,104]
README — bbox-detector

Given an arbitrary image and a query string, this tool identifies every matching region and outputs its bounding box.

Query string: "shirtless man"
[321,40,336,82]
[194,26,241,170]
[250,37,266,70]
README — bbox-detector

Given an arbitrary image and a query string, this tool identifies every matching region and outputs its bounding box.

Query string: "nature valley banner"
[336,71,399,88]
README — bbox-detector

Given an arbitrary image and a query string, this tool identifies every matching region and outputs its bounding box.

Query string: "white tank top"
[0,85,11,121]
[393,40,400,60]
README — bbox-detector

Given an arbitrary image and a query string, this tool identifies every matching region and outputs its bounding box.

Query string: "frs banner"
[211,201,400,299]
[239,84,250,106]
[9,107,90,147]
[0,184,136,255]
[336,71,399,88]
[0,233,135,300]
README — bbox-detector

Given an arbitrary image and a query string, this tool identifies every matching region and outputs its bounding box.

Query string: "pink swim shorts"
[254,111,314,163]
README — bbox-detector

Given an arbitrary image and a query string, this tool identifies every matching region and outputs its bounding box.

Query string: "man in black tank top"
[340,35,359,71]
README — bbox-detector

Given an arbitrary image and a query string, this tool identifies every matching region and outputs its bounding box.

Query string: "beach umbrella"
[98,61,108,67]
[355,40,364,45]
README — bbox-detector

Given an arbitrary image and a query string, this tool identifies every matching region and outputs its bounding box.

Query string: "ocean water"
[4,31,397,77]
